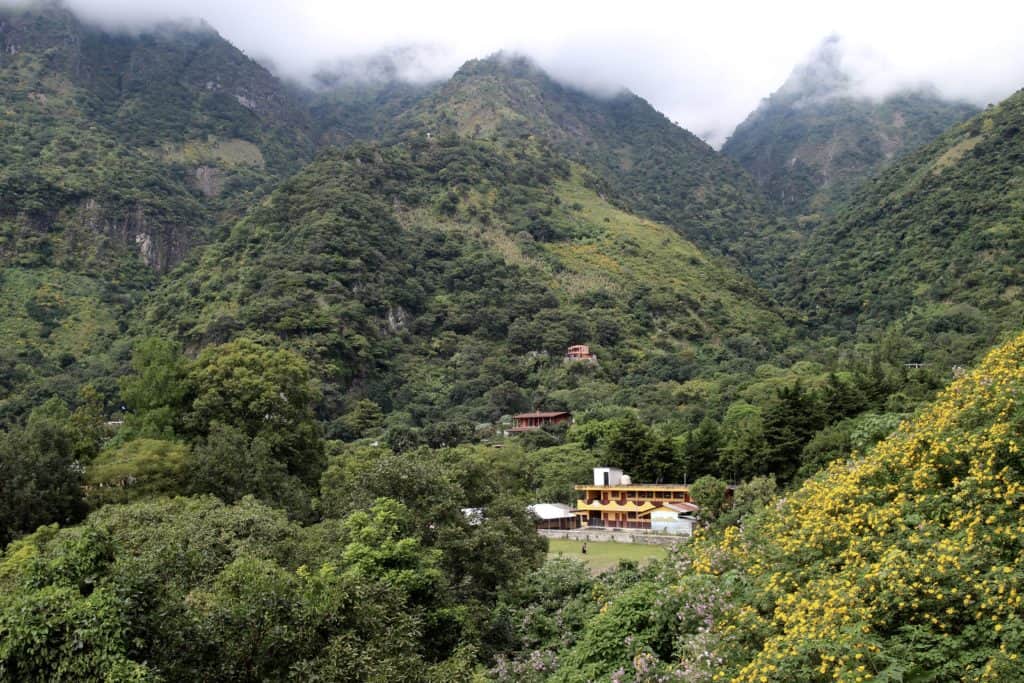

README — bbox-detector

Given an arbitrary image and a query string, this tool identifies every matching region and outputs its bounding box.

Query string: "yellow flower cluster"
[688,332,1024,681]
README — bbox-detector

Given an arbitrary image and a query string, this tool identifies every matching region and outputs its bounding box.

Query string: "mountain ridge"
[396,54,780,261]
[778,86,1024,368]
[723,36,979,217]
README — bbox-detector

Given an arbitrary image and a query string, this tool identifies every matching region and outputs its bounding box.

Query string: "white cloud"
[12,0,1024,146]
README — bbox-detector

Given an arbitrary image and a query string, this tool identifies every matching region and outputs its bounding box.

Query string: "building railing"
[584,520,651,530]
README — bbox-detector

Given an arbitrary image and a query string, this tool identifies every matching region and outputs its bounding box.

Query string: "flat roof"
[659,502,700,513]
[529,503,576,520]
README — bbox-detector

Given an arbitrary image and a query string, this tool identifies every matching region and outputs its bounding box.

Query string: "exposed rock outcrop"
[193,165,225,197]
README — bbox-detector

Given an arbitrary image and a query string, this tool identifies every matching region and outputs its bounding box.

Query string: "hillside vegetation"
[781,88,1024,367]
[0,3,313,423]
[5,5,1024,681]
[142,134,792,433]
[0,3,311,266]
[406,56,779,260]
[503,325,1024,682]
[675,327,1024,681]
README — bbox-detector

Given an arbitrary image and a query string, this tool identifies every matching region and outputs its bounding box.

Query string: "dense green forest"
[405,56,780,259]
[778,88,1024,367]
[0,2,313,423]
[140,134,796,435]
[3,3,1024,681]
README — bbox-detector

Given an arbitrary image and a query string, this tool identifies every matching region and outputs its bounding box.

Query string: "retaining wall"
[539,529,687,546]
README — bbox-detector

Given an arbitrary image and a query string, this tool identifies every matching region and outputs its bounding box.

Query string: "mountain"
[6,6,1024,680]
[781,87,1024,367]
[0,2,311,422]
[399,55,779,260]
[307,78,432,148]
[302,52,439,148]
[723,36,978,217]
[0,5,799,428]
[0,2,311,263]
[141,134,792,433]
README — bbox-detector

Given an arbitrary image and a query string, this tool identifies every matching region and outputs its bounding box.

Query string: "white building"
[649,502,699,535]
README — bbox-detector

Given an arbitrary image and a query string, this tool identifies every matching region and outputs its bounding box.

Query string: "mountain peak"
[454,52,542,78]
[775,34,852,104]
[723,35,978,216]
[407,51,771,255]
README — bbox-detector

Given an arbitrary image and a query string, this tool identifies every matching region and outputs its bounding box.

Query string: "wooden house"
[509,411,572,433]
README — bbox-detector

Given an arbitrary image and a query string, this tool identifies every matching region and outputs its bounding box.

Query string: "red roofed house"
[565,344,597,362]
[509,411,572,433]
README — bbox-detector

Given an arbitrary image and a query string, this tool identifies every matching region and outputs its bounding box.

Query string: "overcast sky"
[32,0,1024,145]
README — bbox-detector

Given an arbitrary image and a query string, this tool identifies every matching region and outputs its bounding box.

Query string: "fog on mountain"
[3,2,1024,681]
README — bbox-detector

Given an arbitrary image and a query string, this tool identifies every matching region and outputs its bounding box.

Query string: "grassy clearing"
[546,538,668,574]
[930,134,983,174]
[160,137,266,167]
[0,267,122,361]
[548,173,784,334]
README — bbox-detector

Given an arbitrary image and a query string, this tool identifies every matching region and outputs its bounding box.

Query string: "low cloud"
[6,0,1024,146]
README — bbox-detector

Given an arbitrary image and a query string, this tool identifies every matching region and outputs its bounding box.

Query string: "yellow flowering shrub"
[687,332,1024,681]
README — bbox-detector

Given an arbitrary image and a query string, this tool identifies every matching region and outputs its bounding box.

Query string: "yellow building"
[574,467,697,531]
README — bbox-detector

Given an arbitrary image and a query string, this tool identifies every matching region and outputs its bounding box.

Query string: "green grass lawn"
[546,539,668,574]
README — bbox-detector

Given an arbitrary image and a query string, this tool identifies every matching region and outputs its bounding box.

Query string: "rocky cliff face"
[73,200,194,272]
[193,166,225,198]
[0,198,194,274]
[0,3,318,274]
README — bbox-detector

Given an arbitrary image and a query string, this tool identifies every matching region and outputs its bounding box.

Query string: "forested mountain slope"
[0,2,311,266]
[0,3,962,469]
[0,3,312,423]
[402,55,779,260]
[303,60,437,148]
[0,6,797,426]
[723,36,978,217]
[7,6,1024,680]
[142,134,792,434]
[781,87,1024,367]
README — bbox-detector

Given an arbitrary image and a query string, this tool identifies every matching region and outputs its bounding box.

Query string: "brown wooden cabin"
[509,411,572,433]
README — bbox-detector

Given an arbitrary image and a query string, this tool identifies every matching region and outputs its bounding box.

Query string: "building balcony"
[575,499,657,514]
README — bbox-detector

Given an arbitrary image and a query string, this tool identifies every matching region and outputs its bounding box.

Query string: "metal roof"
[514,411,572,418]
[659,502,700,513]
[529,503,576,520]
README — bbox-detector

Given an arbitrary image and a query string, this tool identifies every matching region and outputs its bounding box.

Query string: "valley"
[1,3,1023,681]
